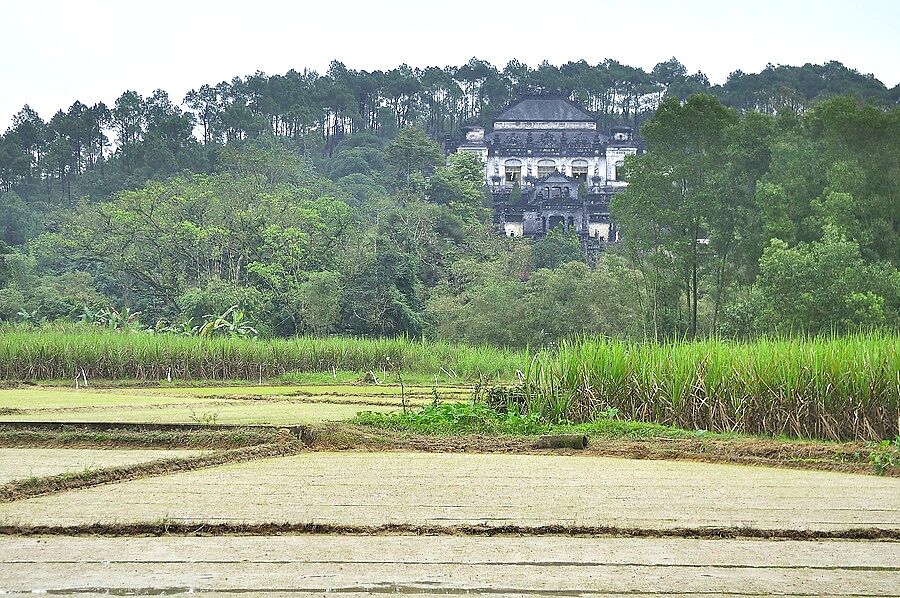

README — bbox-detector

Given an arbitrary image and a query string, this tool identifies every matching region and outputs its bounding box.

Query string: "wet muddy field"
[1,383,898,596]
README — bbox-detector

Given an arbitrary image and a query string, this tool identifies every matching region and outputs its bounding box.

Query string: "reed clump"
[520,334,899,441]
[0,328,524,382]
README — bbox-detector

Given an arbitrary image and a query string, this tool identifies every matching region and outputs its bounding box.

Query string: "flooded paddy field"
[2,451,897,531]
[0,381,897,596]
[0,447,204,485]
[0,382,445,425]
[2,535,898,596]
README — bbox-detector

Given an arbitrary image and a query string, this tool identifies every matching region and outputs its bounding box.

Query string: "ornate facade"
[456,95,643,246]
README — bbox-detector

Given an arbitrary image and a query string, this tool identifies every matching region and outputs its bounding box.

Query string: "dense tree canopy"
[0,58,897,344]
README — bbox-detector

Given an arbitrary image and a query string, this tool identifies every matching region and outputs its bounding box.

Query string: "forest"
[0,57,897,345]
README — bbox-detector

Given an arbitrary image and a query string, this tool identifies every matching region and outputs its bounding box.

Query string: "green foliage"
[427,254,643,347]
[868,436,900,475]
[354,401,699,439]
[754,229,900,333]
[0,64,897,348]
[0,253,105,322]
[191,305,259,338]
[427,152,489,223]
[613,93,899,340]
[386,126,444,187]
[0,193,40,245]
[519,333,900,441]
[0,328,526,381]
[529,228,582,270]
[341,244,425,336]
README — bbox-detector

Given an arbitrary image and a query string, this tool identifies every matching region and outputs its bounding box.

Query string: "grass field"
[0,328,524,381]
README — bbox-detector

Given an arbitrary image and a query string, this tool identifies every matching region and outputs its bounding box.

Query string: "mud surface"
[1,535,897,596]
[0,401,390,425]
[0,441,303,503]
[1,451,896,531]
[2,383,897,595]
[305,424,890,476]
[0,448,203,485]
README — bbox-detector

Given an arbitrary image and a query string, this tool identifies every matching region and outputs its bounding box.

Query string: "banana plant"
[193,305,258,338]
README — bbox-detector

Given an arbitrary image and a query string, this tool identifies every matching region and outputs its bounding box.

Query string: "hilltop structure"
[456,95,642,247]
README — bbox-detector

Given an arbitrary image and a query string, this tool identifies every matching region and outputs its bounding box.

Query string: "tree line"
[0,58,897,345]
[1,58,896,202]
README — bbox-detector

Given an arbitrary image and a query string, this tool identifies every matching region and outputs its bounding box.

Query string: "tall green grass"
[0,328,525,382]
[519,334,899,441]
[3,327,896,441]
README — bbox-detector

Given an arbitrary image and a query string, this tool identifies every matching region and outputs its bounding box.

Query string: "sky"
[2,0,898,130]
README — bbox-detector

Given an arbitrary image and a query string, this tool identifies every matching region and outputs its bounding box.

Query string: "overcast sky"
[2,0,898,130]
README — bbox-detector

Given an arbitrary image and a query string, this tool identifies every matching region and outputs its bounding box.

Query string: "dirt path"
[1,451,897,532]
[1,535,897,596]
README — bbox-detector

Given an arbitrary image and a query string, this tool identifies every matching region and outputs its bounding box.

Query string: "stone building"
[456,95,643,247]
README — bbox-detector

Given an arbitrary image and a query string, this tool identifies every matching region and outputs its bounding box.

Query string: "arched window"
[571,159,588,182]
[504,159,522,185]
[537,159,556,178]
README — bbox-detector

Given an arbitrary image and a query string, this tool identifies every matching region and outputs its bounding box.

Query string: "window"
[537,159,556,178]
[571,160,588,182]
[504,159,521,185]
[612,161,624,181]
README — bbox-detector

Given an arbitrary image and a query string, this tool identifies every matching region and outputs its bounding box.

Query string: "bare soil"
[0,439,303,502]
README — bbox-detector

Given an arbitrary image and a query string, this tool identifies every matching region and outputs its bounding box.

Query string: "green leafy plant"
[91,307,143,331]
[193,305,258,338]
[869,436,900,475]
[189,410,221,425]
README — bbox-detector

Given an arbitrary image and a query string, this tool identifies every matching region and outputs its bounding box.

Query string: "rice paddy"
[0,384,422,426]
[1,331,897,596]
[0,448,204,485]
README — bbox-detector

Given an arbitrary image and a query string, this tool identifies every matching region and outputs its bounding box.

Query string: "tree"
[753,228,900,333]
[530,228,582,270]
[386,126,443,187]
[612,94,740,338]
[427,152,488,222]
[0,192,39,245]
[341,242,424,336]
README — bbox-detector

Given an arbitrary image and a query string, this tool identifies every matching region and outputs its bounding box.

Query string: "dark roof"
[537,173,573,184]
[496,96,595,122]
